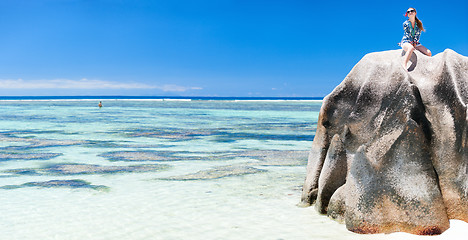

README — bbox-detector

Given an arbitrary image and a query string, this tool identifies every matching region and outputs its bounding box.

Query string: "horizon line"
[0,95,324,100]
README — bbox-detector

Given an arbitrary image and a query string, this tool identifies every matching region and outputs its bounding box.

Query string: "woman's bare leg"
[415,45,432,56]
[402,42,415,70]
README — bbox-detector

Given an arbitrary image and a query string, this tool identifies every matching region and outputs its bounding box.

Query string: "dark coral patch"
[0,152,62,161]
[100,150,238,162]
[232,150,309,166]
[100,149,309,165]
[5,163,171,176]
[212,131,314,143]
[100,151,174,162]
[124,125,315,143]
[160,165,266,181]
[0,132,85,151]
[127,128,211,140]
[1,179,109,191]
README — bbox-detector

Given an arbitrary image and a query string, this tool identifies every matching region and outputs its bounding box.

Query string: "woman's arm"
[402,21,413,41]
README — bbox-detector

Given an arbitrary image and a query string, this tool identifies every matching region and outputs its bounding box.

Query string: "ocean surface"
[0,97,466,240]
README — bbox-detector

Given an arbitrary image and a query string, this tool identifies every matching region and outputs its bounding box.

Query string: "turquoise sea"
[0,98,465,240]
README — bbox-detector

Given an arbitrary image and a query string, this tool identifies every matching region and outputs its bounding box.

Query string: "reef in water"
[160,165,266,181]
[0,152,62,161]
[5,163,171,176]
[1,179,109,191]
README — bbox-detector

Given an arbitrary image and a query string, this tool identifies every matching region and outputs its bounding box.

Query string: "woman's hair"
[415,16,425,32]
[409,8,425,32]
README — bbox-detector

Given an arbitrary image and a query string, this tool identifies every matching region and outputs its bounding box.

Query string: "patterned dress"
[400,20,421,46]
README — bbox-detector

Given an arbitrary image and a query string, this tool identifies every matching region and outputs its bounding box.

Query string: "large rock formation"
[301,49,468,235]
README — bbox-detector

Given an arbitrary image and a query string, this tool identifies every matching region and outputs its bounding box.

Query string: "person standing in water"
[400,7,432,70]
[98,101,102,108]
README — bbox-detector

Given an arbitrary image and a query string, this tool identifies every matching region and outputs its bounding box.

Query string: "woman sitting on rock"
[400,7,432,70]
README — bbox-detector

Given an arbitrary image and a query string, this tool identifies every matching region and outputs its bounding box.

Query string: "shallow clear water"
[0,99,465,240]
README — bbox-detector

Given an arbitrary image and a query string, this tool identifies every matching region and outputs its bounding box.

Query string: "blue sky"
[0,0,467,97]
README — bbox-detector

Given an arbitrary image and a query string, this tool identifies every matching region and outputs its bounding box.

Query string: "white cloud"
[0,79,202,92]
[157,84,203,92]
